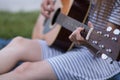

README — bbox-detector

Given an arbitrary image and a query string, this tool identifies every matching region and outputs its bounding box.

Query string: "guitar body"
[41,0,90,51]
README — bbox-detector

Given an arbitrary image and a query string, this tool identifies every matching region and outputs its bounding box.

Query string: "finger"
[41,7,50,18]
[69,27,85,42]
[88,21,94,28]
[42,0,54,12]
[69,33,77,42]
[77,27,84,32]
[76,32,84,41]
[75,27,84,40]
[41,0,49,17]
[48,0,55,11]
[41,0,55,18]
[69,28,80,41]
[69,30,79,42]
[42,0,49,11]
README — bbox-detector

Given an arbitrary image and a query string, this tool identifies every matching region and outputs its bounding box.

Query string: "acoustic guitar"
[40,0,91,51]
[40,0,120,61]
[52,9,120,61]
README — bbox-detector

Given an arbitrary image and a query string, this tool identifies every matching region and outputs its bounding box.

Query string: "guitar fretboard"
[55,13,90,32]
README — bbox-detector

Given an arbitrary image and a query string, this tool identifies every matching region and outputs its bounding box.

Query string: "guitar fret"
[56,13,89,32]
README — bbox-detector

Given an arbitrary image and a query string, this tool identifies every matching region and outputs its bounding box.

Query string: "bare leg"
[0,61,57,80]
[0,36,42,74]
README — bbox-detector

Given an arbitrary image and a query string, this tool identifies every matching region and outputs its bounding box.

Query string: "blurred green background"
[0,11,39,39]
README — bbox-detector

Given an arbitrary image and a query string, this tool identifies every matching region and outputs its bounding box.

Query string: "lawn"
[0,11,39,39]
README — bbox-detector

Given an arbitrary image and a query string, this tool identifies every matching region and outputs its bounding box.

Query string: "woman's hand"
[41,0,55,18]
[69,21,94,45]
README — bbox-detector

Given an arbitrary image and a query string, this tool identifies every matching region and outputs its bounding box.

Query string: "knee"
[12,36,25,43]
[12,36,38,47]
[4,36,27,49]
[9,36,29,48]
[14,62,32,74]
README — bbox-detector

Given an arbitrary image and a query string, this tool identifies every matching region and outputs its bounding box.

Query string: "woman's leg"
[0,36,42,74]
[0,61,57,80]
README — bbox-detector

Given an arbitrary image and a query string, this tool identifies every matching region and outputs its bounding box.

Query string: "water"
[0,0,42,12]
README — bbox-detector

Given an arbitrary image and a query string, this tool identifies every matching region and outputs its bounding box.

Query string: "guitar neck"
[55,13,90,33]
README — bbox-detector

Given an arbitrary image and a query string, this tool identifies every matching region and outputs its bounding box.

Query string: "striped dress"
[40,0,120,80]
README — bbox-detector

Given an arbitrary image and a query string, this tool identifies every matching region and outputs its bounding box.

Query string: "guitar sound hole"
[52,8,61,25]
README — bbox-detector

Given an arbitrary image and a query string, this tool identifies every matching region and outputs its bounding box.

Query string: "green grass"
[0,11,39,39]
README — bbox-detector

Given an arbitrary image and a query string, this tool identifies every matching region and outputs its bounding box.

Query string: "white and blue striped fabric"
[108,0,120,25]
[40,0,120,80]
[40,40,120,80]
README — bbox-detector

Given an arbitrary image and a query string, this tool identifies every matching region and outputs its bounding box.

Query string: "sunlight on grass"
[0,11,39,39]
